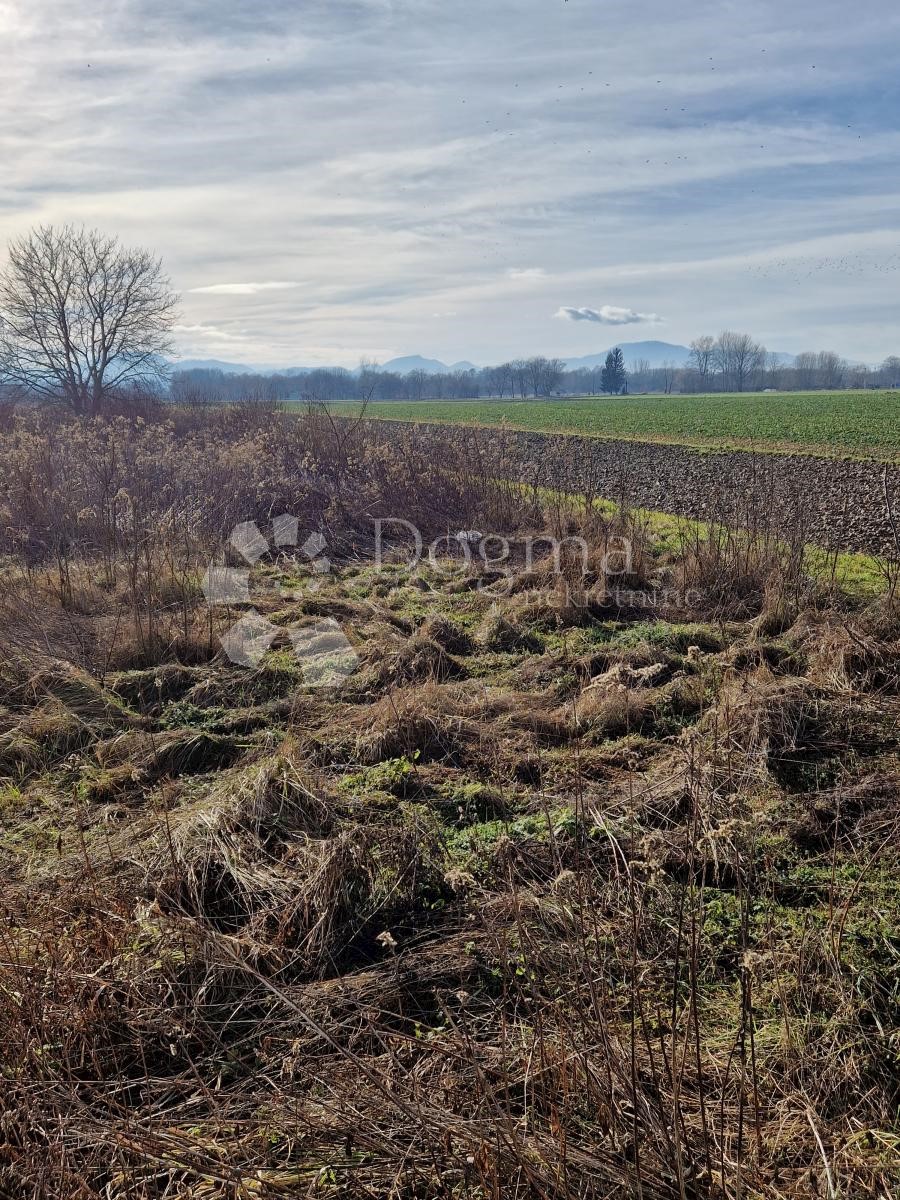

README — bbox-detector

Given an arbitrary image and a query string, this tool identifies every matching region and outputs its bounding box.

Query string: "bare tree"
[791,350,846,390]
[761,350,781,389]
[630,357,651,391]
[817,351,845,390]
[0,225,177,413]
[847,362,871,390]
[793,351,818,390]
[689,335,715,386]
[484,363,511,398]
[713,330,765,392]
[406,368,428,401]
[510,358,529,399]
[525,356,545,397]
[539,356,566,396]
[880,356,900,388]
[357,358,383,401]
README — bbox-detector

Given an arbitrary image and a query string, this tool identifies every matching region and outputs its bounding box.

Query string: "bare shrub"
[0,408,897,1200]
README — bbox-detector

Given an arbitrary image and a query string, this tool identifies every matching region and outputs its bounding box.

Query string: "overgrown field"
[0,404,898,1198]
[353,390,900,459]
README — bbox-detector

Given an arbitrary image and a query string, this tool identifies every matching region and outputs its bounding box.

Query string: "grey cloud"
[555,306,662,325]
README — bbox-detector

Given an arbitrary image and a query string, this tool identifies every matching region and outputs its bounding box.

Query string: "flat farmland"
[357,389,900,459]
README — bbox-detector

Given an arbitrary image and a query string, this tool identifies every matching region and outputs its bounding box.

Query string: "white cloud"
[507,268,546,281]
[188,282,301,295]
[555,305,662,325]
[174,322,246,343]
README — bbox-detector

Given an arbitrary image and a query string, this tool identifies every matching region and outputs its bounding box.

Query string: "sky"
[1,0,899,368]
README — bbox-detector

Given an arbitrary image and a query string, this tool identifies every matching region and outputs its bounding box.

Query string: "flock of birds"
[435,51,891,278]
[746,253,900,282]
[84,33,891,290]
[323,43,897,293]
[456,51,868,172]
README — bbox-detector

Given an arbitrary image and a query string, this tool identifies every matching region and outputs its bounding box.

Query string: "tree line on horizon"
[1,224,897,414]
[172,340,900,407]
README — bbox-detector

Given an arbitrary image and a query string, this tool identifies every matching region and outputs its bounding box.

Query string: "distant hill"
[171,358,261,375]
[377,356,446,374]
[377,355,476,375]
[565,342,693,370]
[172,356,464,378]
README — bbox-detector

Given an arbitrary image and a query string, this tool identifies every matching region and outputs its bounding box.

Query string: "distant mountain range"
[171,343,797,377]
[564,341,692,369]
[170,355,476,376]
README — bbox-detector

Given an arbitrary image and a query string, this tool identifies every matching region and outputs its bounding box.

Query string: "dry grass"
[0,406,897,1199]
[361,630,468,690]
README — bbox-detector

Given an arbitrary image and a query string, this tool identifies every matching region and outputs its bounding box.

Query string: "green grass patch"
[521,483,891,599]
[341,390,900,461]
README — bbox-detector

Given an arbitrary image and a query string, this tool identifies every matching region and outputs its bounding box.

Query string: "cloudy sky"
[2,0,899,367]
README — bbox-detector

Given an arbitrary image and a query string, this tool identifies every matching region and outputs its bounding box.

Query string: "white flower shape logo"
[201,516,358,684]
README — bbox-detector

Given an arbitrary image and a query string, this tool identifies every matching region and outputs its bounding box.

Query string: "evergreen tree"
[600,347,626,394]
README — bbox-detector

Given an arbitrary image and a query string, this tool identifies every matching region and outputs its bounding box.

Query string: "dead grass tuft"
[804,617,900,693]
[95,726,246,778]
[418,613,474,655]
[362,630,467,690]
[476,606,543,652]
[349,682,476,764]
[152,744,335,934]
[572,680,659,738]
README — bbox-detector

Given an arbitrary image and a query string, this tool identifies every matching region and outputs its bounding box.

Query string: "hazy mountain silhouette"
[171,358,262,374]
[565,341,692,369]
[171,345,799,377]
[378,355,477,374]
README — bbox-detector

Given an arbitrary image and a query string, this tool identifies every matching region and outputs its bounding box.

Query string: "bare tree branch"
[0,225,178,413]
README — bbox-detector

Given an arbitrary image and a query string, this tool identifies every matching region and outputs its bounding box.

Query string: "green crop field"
[352,390,900,459]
